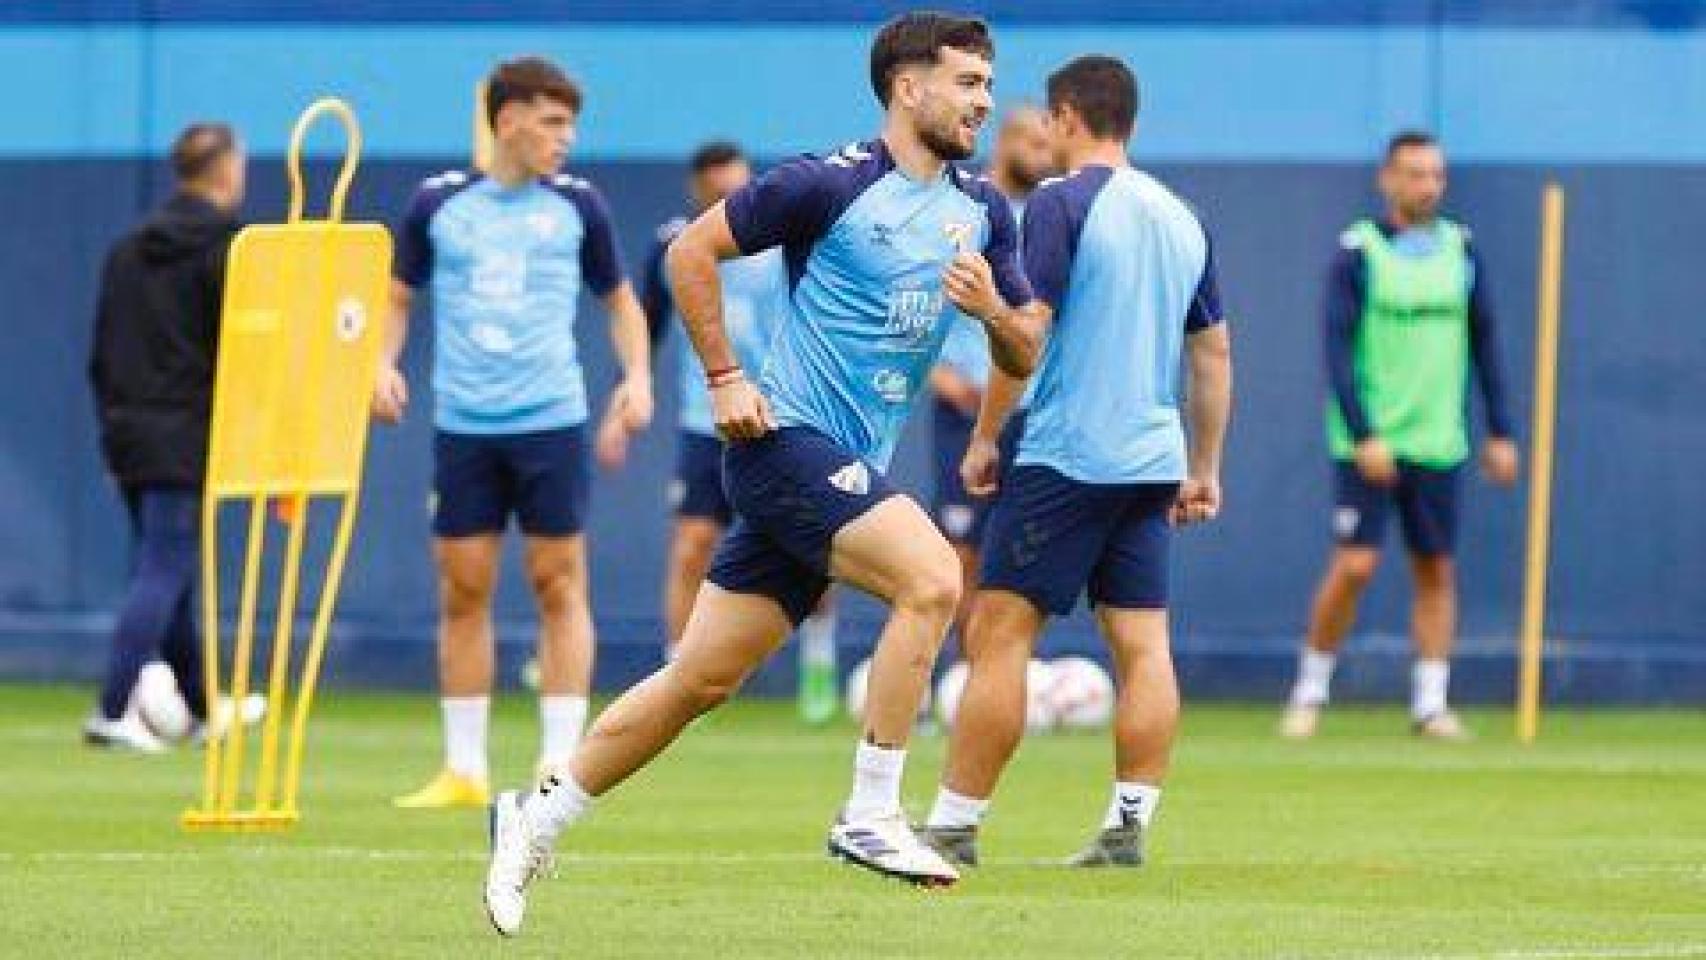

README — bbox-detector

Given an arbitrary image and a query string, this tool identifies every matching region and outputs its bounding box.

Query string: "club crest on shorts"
[828,462,870,496]
[1333,506,1361,539]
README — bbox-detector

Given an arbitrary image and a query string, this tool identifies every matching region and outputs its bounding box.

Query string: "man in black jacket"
[86,123,247,750]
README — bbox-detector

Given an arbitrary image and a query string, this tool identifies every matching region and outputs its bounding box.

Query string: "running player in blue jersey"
[376,58,653,810]
[635,141,843,724]
[921,55,1233,870]
[929,104,1052,638]
[485,15,1044,930]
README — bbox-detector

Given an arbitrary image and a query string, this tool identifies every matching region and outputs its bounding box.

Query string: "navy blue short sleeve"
[1021,187,1078,309]
[976,182,1034,306]
[393,186,438,288]
[724,155,841,256]
[641,217,684,348]
[1186,237,1225,332]
[570,183,625,298]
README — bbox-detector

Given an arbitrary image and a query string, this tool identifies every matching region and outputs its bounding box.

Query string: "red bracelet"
[705,365,744,388]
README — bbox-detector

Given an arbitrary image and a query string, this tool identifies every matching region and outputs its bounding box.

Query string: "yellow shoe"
[392,769,490,809]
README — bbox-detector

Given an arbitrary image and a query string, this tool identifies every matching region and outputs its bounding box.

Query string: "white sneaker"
[1279,701,1322,740]
[827,814,960,888]
[484,790,554,936]
[82,713,168,753]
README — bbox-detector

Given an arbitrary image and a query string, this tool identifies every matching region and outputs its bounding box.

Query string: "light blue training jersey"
[395,170,626,435]
[1018,165,1223,484]
[723,139,1032,469]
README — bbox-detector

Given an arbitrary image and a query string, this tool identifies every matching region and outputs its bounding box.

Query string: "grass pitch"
[1,685,1702,958]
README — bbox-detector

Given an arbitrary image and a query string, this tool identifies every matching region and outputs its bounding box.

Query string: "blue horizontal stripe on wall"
[6,0,1706,28]
[5,25,1706,162]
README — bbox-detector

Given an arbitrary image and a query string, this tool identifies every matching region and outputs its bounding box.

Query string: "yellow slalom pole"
[1517,182,1565,744]
[473,79,493,172]
[219,496,270,811]
[281,493,360,814]
[254,493,309,812]
[197,496,223,815]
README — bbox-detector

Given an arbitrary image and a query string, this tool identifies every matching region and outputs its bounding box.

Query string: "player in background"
[1280,131,1519,741]
[631,141,842,725]
[921,55,1232,869]
[485,14,1044,932]
[929,104,1051,639]
[376,57,653,808]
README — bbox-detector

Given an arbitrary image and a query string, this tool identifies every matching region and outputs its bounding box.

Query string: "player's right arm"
[668,154,840,441]
[1326,242,1395,485]
[1173,243,1232,526]
[665,204,772,440]
[373,281,412,424]
[375,182,439,425]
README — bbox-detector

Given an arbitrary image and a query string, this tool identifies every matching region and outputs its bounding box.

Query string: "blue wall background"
[2,1,1703,703]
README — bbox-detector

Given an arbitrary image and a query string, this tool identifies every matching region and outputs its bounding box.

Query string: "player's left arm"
[577,186,653,467]
[1466,241,1520,486]
[1174,248,1232,526]
[943,186,1046,377]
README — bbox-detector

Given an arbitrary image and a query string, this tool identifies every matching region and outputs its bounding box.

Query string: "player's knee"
[439,569,495,620]
[897,554,962,622]
[531,570,587,618]
[1335,550,1380,588]
[671,524,720,574]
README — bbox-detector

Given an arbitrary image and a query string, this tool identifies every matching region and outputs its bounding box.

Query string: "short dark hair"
[170,122,236,182]
[868,11,994,108]
[1046,55,1139,141]
[689,140,745,175]
[1384,129,1439,164]
[485,56,583,126]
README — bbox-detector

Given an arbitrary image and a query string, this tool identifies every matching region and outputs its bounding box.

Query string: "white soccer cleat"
[484,790,554,936]
[82,712,168,753]
[1279,701,1322,740]
[1413,711,1473,741]
[827,814,960,888]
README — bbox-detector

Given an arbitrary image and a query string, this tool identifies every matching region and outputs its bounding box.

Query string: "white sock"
[1290,648,1337,707]
[799,608,838,671]
[926,787,989,829]
[442,696,489,781]
[1412,659,1451,720]
[538,695,589,771]
[1103,781,1162,830]
[843,740,906,821]
[524,769,593,844]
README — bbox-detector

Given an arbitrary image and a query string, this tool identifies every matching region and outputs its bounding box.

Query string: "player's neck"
[1388,208,1438,231]
[1065,140,1130,173]
[486,151,535,189]
[880,123,949,183]
[988,168,1032,202]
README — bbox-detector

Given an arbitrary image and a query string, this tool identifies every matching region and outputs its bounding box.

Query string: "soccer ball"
[1039,656,1116,729]
[933,659,1057,732]
[843,657,931,722]
[133,661,193,742]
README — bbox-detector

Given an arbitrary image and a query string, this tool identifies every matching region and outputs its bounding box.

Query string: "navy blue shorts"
[672,431,731,524]
[1333,461,1461,557]
[432,426,589,538]
[980,464,1178,616]
[707,426,898,624]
